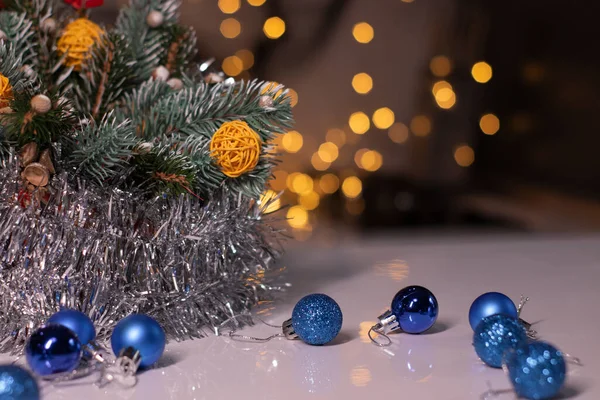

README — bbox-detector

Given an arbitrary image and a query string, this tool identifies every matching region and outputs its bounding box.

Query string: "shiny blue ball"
[473,314,528,368]
[292,294,343,345]
[469,292,518,331]
[0,365,40,400]
[111,314,166,368]
[25,325,82,376]
[391,285,438,334]
[48,309,96,344]
[506,341,566,400]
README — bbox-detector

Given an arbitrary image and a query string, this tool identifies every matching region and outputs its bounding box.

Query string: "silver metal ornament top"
[368,310,400,347]
[282,318,299,340]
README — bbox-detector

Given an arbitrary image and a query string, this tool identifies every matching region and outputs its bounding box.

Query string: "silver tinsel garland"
[0,153,284,354]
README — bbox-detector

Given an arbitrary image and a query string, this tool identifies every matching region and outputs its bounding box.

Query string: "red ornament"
[17,189,31,208]
[64,0,104,9]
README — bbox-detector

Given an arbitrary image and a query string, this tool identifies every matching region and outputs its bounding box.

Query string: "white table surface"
[3,233,599,399]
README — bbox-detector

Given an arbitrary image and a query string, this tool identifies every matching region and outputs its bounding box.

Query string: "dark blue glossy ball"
[292,294,343,345]
[506,341,566,399]
[25,325,82,376]
[48,309,96,344]
[469,292,518,331]
[0,365,40,400]
[111,314,166,368]
[391,285,438,334]
[473,314,528,368]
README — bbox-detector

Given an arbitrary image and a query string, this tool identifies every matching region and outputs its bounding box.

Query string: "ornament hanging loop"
[368,325,392,347]
[96,347,140,388]
[368,310,400,347]
[217,314,287,343]
[516,294,538,339]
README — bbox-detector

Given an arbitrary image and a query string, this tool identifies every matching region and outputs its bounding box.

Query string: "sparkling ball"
[111,314,166,368]
[0,365,39,400]
[48,309,96,344]
[391,285,438,333]
[469,292,518,331]
[152,66,170,82]
[506,341,566,400]
[30,94,52,114]
[292,294,343,345]
[146,10,164,28]
[25,325,82,376]
[473,314,527,368]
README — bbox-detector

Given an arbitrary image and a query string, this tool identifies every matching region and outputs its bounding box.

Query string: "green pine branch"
[0,12,37,67]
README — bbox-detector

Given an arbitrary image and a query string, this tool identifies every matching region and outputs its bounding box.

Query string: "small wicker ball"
[30,94,52,114]
[152,66,170,81]
[56,18,105,70]
[166,78,183,90]
[146,10,164,28]
[0,73,13,109]
[210,120,262,178]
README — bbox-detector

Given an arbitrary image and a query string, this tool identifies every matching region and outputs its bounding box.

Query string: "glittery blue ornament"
[111,314,166,368]
[391,285,438,334]
[288,294,343,345]
[25,325,82,376]
[473,314,528,368]
[48,309,96,344]
[0,365,40,400]
[506,341,566,400]
[469,292,518,331]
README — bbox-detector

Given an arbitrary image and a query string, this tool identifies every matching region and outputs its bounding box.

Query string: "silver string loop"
[368,325,392,347]
[217,314,285,343]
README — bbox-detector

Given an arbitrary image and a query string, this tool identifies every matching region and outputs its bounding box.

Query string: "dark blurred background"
[106,0,600,239]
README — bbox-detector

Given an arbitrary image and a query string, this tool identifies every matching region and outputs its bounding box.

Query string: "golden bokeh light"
[299,191,320,210]
[290,173,314,195]
[235,49,254,70]
[435,88,456,109]
[410,115,432,137]
[352,22,374,44]
[349,112,370,134]
[523,62,545,84]
[350,366,372,388]
[430,55,452,77]
[311,152,331,171]
[263,16,286,39]
[471,61,493,83]
[342,176,362,199]
[247,0,266,5]
[351,73,373,95]
[326,128,346,147]
[346,198,365,215]
[261,81,283,97]
[318,142,339,163]
[286,88,299,107]
[479,113,500,135]
[286,172,300,191]
[319,173,340,194]
[220,18,241,38]
[287,205,308,229]
[432,80,452,96]
[281,130,303,153]
[388,122,409,144]
[260,190,281,213]
[372,107,395,129]
[354,148,369,169]
[222,55,243,76]
[454,144,475,167]
[360,150,383,172]
[270,170,288,191]
[218,0,240,14]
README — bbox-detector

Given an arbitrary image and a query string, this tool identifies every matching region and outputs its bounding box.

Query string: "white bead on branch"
[30,94,52,114]
[152,66,170,81]
[146,10,165,28]
[167,78,183,90]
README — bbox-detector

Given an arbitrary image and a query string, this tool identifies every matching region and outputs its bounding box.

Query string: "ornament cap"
[282,318,298,340]
[376,309,400,334]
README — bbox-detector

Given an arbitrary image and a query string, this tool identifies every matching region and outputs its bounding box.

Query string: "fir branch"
[163,25,196,77]
[0,12,37,67]
[91,39,113,119]
[0,43,29,91]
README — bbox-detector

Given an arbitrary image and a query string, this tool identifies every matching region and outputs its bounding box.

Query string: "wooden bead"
[30,94,52,114]
[20,142,39,167]
[22,163,50,187]
[152,66,170,81]
[39,149,55,174]
[41,18,57,33]
[146,10,164,28]
[166,78,183,90]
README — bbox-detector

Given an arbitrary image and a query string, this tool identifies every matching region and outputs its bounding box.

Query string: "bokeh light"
[319,173,340,194]
[429,55,452,77]
[281,131,303,153]
[220,18,241,39]
[299,191,320,210]
[454,144,475,167]
[352,22,374,44]
[260,190,281,213]
[286,88,299,107]
[263,17,286,39]
[270,170,287,191]
[311,152,331,171]
[290,173,314,195]
[222,55,243,76]
[479,113,500,135]
[352,73,373,94]
[354,148,369,169]
[388,123,409,144]
[346,198,365,215]
[318,142,339,163]
[342,176,363,198]
[410,115,432,137]
[218,0,240,14]
[432,80,452,96]
[287,206,308,228]
[326,128,346,147]
[434,88,456,109]
[349,112,370,134]
[471,61,493,83]
[372,107,395,129]
[247,0,266,6]
[235,49,254,70]
[360,150,383,172]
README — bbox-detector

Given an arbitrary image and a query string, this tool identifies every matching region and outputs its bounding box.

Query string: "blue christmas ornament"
[390,286,438,333]
[506,341,566,400]
[48,309,96,344]
[473,314,528,368]
[25,325,82,376]
[0,365,40,400]
[111,314,166,368]
[284,293,343,345]
[469,292,518,331]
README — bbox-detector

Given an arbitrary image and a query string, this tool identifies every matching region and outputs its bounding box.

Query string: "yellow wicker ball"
[56,18,105,70]
[210,120,262,178]
[0,73,13,109]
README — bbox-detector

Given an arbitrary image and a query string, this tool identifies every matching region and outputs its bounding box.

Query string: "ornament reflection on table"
[369,285,439,346]
[0,365,40,400]
[472,314,528,368]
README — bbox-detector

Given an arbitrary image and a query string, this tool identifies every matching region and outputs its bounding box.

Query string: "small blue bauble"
[391,285,438,334]
[25,324,82,376]
[111,314,166,368]
[469,292,518,331]
[292,294,343,345]
[0,365,40,400]
[473,314,528,368]
[48,309,96,344]
[506,341,566,400]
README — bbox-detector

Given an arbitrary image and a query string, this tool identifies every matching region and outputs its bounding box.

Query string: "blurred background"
[108,0,600,241]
